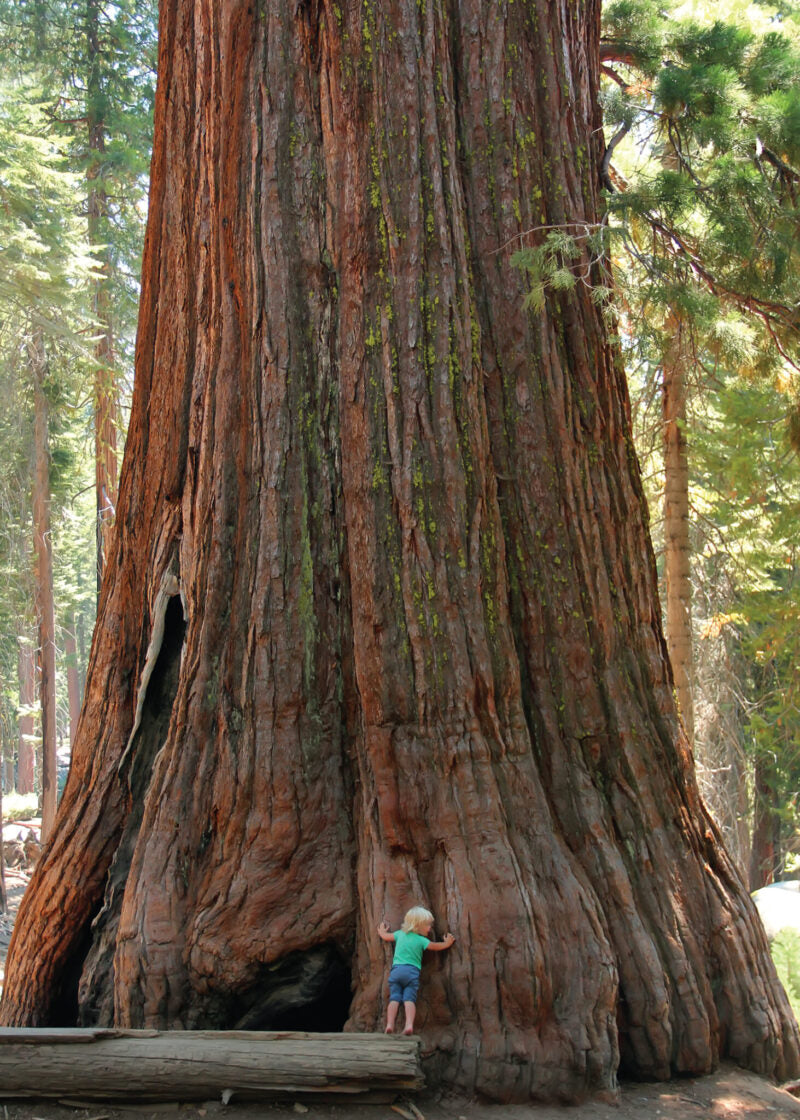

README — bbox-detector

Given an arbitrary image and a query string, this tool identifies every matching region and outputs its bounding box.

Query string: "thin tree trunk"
[0,756,6,915]
[92,275,117,586]
[2,0,797,1102]
[87,0,118,588]
[64,619,81,749]
[2,745,11,797]
[2,710,13,794]
[750,750,781,891]
[76,611,87,700]
[17,638,36,796]
[692,603,752,877]
[31,333,57,843]
[663,317,695,746]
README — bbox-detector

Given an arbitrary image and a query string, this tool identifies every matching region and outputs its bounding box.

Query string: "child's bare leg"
[402,1001,416,1035]
[385,1000,400,1033]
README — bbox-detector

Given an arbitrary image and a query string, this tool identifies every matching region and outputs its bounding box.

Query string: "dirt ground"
[2,868,800,1119]
[0,1066,798,1120]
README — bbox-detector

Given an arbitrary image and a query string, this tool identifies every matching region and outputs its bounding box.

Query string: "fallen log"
[0,1028,423,1101]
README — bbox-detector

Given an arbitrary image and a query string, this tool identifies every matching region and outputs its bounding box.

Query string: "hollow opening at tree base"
[229,944,352,1033]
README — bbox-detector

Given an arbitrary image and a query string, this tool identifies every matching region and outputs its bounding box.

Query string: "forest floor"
[0,1064,799,1120]
[2,869,800,1118]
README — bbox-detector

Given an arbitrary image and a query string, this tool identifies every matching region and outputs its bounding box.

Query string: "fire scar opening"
[229,944,352,1033]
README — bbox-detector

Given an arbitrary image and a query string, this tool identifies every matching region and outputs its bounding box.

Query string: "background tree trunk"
[2,742,13,796]
[692,595,751,878]
[662,317,695,746]
[87,0,119,587]
[64,619,82,749]
[2,0,797,1102]
[0,761,6,915]
[92,280,117,586]
[17,637,36,796]
[750,750,782,891]
[30,332,57,841]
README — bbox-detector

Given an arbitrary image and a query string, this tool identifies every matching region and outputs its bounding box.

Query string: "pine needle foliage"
[600,1,800,383]
[0,83,96,327]
[0,0,157,405]
[0,76,99,787]
[0,0,156,791]
[514,0,800,877]
[595,0,800,884]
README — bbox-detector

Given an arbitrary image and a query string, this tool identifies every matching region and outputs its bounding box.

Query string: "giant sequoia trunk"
[2,0,797,1102]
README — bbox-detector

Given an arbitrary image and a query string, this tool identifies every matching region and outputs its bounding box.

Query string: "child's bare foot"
[385,1024,393,1033]
[402,1026,414,1035]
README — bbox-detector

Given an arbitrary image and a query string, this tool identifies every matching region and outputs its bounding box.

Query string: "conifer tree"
[0,0,157,582]
[0,1,155,798]
[596,0,800,879]
[0,79,99,814]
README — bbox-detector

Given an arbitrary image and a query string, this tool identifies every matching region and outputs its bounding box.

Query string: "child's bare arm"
[426,932,455,951]
[377,921,396,943]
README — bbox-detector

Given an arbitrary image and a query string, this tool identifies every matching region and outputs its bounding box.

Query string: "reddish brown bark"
[1,0,797,1102]
[17,638,36,796]
[31,334,57,842]
[663,318,695,746]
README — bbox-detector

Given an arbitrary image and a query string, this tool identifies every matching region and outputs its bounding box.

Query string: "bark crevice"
[78,591,187,1025]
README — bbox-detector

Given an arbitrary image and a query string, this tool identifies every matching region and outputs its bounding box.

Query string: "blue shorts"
[388,963,421,1003]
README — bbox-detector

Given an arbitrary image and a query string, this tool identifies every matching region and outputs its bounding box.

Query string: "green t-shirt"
[392,929,430,969]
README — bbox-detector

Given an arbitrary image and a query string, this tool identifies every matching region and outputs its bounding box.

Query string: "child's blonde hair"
[402,906,434,934]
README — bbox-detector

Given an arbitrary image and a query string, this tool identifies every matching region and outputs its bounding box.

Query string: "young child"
[378,906,455,1035]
